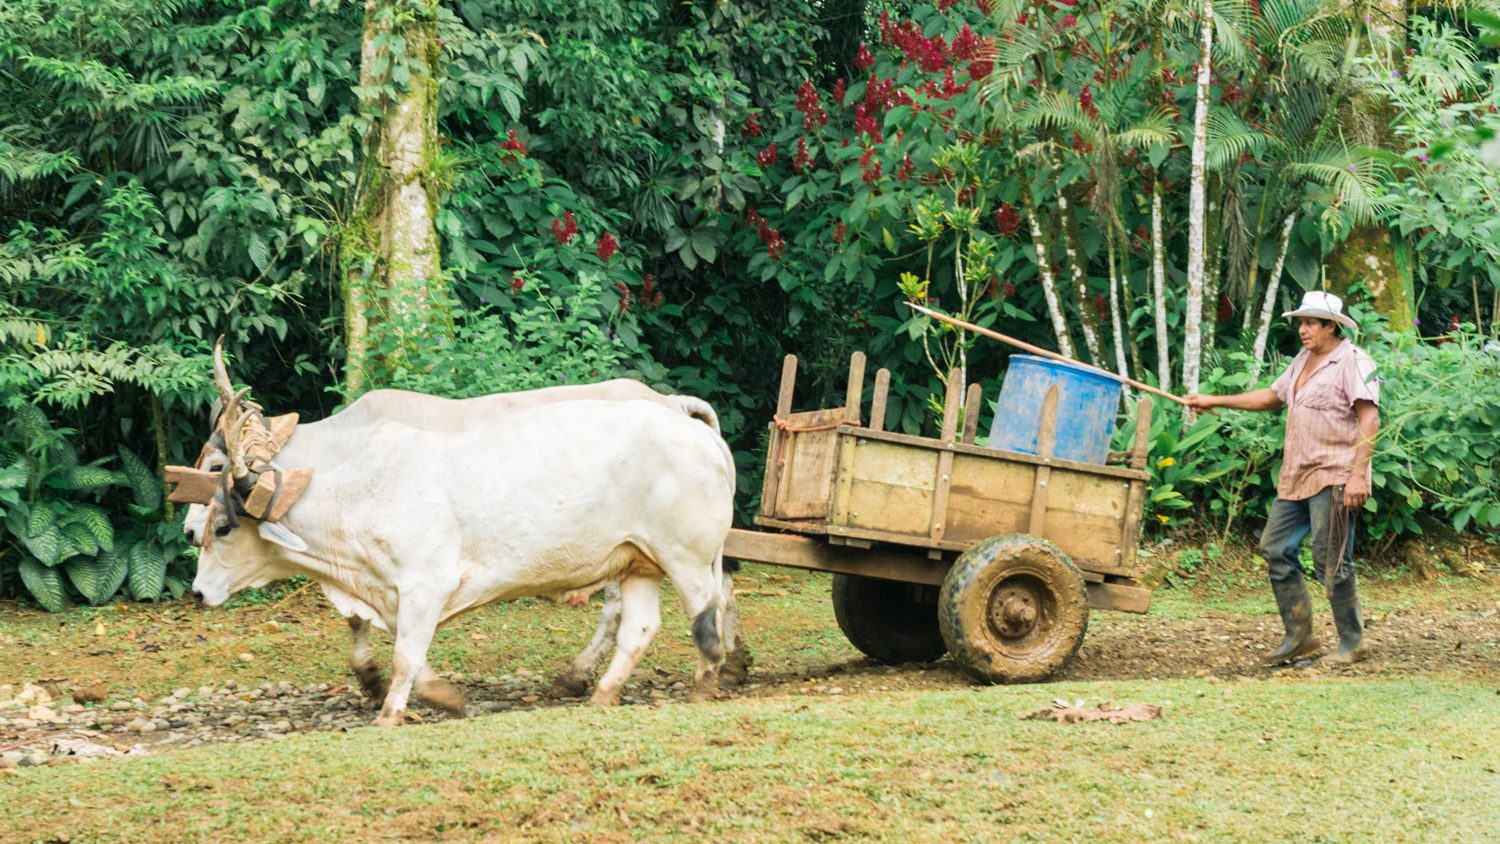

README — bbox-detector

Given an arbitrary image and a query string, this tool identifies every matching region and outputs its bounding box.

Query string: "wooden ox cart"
[722,353,1155,683]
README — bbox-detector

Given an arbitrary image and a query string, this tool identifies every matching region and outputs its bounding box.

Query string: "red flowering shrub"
[596,232,618,261]
[551,211,578,245]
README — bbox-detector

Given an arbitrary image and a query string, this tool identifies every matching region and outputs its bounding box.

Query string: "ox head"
[181,340,307,604]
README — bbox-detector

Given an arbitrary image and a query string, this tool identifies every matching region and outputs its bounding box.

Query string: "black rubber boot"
[1326,577,1370,665]
[1263,578,1322,665]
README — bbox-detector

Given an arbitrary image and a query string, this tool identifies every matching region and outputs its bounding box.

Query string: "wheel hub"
[990,582,1044,639]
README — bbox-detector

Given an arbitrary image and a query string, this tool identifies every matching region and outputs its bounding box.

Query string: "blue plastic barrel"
[987,355,1122,464]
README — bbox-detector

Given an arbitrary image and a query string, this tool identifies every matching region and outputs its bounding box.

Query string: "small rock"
[29,705,58,723]
[16,684,52,706]
[63,704,85,714]
[73,683,108,704]
[237,653,255,662]
[173,688,192,699]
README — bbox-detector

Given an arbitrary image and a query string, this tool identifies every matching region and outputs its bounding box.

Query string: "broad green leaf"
[65,556,102,605]
[22,524,63,566]
[71,504,114,553]
[19,559,66,612]
[26,504,55,538]
[248,232,270,273]
[92,550,130,606]
[0,462,28,490]
[118,448,160,510]
[65,465,118,490]
[63,521,98,557]
[129,541,167,601]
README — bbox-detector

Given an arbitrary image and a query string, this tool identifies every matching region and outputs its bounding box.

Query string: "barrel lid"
[1008,354,1121,386]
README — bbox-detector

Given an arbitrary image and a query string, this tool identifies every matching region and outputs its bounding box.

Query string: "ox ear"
[257,520,308,552]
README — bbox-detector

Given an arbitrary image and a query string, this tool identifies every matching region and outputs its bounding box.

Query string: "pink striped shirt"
[1270,339,1380,500]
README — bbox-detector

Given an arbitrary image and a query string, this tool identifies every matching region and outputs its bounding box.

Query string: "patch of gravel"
[0,666,707,768]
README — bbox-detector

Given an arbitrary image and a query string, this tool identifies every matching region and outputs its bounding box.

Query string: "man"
[1187,291,1379,665]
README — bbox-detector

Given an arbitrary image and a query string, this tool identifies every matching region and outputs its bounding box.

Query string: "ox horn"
[212,337,235,409]
[221,387,256,479]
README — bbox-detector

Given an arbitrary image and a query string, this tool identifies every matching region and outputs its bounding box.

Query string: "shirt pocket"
[1296,379,1346,411]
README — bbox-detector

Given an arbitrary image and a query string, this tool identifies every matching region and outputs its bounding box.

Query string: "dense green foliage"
[2,0,1498,609]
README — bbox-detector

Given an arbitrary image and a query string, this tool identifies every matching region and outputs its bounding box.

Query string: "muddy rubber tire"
[831,573,947,664]
[939,534,1089,684]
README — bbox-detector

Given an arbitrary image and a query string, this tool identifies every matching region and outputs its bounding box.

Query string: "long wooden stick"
[906,302,1195,409]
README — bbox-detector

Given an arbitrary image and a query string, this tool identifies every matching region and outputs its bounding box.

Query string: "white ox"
[184,372,749,708]
[185,385,735,725]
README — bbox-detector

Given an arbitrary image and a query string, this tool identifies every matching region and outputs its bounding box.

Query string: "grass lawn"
[5,676,1498,842]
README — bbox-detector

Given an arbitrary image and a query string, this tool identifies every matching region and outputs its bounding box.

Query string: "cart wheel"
[831,573,947,664]
[939,534,1089,684]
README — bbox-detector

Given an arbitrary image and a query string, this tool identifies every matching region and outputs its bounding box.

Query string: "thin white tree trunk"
[1202,199,1221,354]
[1180,0,1214,403]
[1151,178,1170,391]
[1106,230,1133,404]
[1023,195,1076,358]
[1249,213,1297,381]
[1058,196,1104,365]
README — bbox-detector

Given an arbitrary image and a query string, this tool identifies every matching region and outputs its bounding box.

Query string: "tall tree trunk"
[1058,198,1104,365]
[1106,229,1134,403]
[1151,177,1171,391]
[1201,197,1223,354]
[1180,0,1214,401]
[1022,193,1076,358]
[343,0,450,397]
[1249,213,1297,381]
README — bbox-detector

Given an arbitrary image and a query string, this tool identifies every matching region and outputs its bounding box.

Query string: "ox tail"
[673,396,721,435]
[692,599,725,663]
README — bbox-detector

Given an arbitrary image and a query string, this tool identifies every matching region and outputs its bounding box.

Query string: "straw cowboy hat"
[1283,290,1357,330]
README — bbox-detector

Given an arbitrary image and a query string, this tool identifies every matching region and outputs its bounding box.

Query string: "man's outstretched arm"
[1185,388,1284,413]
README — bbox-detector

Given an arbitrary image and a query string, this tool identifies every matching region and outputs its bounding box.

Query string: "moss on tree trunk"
[1326,225,1414,333]
[341,0,452,398]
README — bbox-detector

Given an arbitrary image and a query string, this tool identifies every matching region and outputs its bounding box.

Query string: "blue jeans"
[1258,485,1357,589]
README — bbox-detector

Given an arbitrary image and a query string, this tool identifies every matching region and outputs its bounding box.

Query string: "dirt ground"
[2,566,1497,768]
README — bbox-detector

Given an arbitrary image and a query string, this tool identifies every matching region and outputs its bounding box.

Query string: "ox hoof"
[355,666,389,703]
[588,687,622,707]
[689,677,720,704]
[550,671,592,698]
[372,713,403,728]
[417,680,467,715]
[720,648,753,687]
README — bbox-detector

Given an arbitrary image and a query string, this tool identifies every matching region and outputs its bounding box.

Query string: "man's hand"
[1344,475,1371,510]
[1184,393,1218,412]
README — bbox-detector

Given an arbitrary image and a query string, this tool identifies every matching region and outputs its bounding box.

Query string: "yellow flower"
[1157,514,1170,523]
[1156,457,1176,468]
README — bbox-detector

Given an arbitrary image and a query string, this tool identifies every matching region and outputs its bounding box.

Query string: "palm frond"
[1115,108,1178,150]
[1012,91,1097,140]
[1283,146,1393,226]
[1204,107,1271,170]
